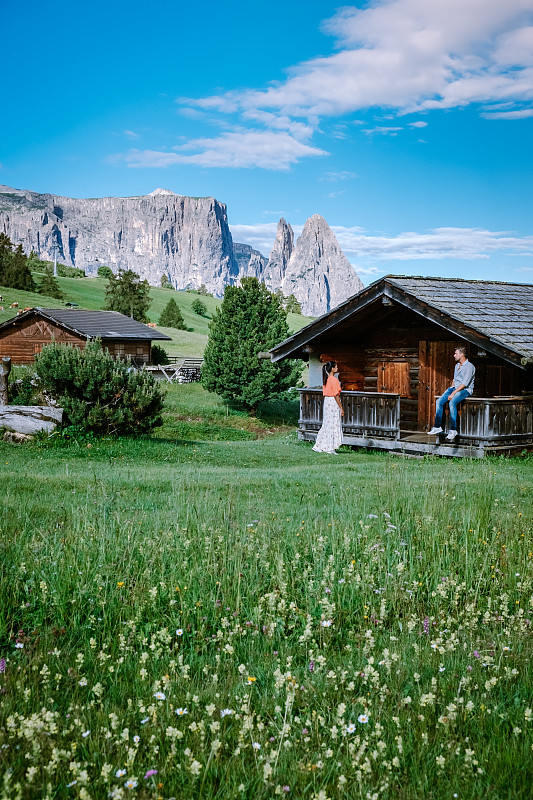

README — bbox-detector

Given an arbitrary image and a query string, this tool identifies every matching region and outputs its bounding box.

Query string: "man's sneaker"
[446,429,458,441]
[428,427,443,435]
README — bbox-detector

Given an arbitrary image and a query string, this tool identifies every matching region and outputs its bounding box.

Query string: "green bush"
[57,264,85,278]
[97,265,113,279]
[34,341,165,436]
[191,298,208,316]
[150,343,170,365]
[8,370,38,405]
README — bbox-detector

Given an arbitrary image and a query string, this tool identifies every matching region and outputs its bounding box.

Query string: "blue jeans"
[434,387,470,431]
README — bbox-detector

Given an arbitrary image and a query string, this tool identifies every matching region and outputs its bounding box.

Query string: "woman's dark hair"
[322,361,337,386]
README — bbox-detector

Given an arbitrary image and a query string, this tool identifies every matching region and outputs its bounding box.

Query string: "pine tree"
[202,277,301,414]
[158,298,186,329]
[0,233,13,286]
[0,241,36,291]
[284,294,302,314]
[104,268,151,322]
[38,266,64,300]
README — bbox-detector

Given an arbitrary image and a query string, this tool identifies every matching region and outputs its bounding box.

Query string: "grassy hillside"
[0,275,313,357]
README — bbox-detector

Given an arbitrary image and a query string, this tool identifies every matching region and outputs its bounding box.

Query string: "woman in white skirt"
[312,361,344,454]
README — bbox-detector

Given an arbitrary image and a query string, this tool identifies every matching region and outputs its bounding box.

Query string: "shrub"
[158,298,186,329]
[8,370,38,405]
[191,299,208,316]
[57,264,85,278]
[151,343,170,365]
[34,341,165,436]
[97,265,113,279]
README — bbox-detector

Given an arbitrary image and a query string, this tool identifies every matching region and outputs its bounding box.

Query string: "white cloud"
[192,1,533,120]
[117,130,328,171]
[330,225,533,261]
[123,130,140,139]
[320,171,358,182]
[364,126,403,135]
[230,221,533,263]
[409,120,428,127]
[481,107,533,118]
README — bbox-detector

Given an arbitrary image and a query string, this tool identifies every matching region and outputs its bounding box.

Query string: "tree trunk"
[0,357,11,405]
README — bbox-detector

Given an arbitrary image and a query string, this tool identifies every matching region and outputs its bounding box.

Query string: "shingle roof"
[270,276,533,364]
[0,308,171,340]
[386,277,533,361]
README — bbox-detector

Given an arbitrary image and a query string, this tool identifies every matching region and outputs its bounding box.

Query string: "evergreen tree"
[38,266,64,300]
[0,233,13,285]
[202,277,301,414]
[97,265,113,279]
[284,293,302,314]
[26,250,42,271]
[104,268,151,322]
[0,240,35,291]
[158,298,186,329]
[160,273,172,289]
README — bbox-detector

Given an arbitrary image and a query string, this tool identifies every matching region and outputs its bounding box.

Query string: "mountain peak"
[148,188,176,196]
[282,215,363,315]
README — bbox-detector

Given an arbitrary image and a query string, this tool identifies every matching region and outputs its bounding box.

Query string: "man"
[428,346,475,441]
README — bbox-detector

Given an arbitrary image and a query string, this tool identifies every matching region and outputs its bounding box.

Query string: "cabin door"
[378,361,410,396]
[418,341,458,430]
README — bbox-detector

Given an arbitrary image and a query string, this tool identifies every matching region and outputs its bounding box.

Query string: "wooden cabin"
[270,276,533,458]
[0,308,171,366]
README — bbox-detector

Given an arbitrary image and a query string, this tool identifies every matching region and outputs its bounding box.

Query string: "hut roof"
[0,308,171,340]
[270,276,533,367]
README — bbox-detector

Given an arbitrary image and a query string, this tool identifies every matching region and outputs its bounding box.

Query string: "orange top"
[323,374,341,397]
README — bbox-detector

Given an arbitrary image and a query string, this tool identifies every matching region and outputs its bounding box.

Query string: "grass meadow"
[1,384,532,799]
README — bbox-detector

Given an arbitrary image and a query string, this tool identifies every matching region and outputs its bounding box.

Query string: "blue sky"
[3,0,533,283]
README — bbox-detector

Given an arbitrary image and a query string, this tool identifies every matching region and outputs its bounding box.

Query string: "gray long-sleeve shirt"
[453,359,475,395]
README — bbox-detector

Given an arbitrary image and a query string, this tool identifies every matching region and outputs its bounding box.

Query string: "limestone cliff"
[0,186,364,315]
[0,185,238,295]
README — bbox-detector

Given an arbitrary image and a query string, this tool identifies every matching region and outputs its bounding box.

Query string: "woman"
[312,361,344,454]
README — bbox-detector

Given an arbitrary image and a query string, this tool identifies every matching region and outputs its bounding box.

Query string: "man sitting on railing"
[429,346,475,441]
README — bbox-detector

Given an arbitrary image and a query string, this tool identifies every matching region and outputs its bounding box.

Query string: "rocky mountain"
[264,218,294,291]
[232,242,267,281]
[281,215,364,316]
[0,185,239,295]
[0,185,363,315]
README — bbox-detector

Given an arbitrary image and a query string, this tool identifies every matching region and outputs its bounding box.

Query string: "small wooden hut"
[270,276,533,457]
[0,308,171,366]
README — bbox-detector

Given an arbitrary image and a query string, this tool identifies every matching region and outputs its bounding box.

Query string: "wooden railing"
[459,395,533,446]
[299,388,400,440]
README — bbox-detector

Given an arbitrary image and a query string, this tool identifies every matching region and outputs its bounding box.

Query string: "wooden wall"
[104,341,150,363]
[0,316,151,365]
[0,317,86,364]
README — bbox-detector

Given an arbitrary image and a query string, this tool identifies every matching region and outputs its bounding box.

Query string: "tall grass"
[0,415,532,798]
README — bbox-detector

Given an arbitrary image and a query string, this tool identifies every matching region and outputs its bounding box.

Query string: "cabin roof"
[270,276,533,366]
[0,308,172,340]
